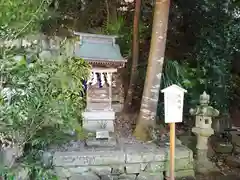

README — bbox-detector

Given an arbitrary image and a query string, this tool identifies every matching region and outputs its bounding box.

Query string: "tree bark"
[133,0,171,141]
[105,0,110,26]
[124,0,142,112]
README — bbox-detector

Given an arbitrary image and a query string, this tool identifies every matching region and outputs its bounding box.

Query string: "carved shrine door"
[86,69,116,111]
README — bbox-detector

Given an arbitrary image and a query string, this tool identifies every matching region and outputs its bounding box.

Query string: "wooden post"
[170,123,175,180]
[108,72,112,111]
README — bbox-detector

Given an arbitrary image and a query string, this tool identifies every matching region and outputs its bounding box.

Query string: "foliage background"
[0,0,51,39]
[0,50,89,178]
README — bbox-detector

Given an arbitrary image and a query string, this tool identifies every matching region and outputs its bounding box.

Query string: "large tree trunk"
[133,0,171,141]
[124,0,142,112]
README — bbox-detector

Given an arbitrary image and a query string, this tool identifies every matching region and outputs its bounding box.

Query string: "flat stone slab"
[125,144,193,163]
[53,149,125,166]
[86,137,117,147]
[53,143,193,167]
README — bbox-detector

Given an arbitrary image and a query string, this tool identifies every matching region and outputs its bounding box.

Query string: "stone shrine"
[74,32,126,145]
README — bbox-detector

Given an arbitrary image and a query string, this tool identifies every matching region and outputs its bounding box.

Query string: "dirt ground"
[183,172,240,180]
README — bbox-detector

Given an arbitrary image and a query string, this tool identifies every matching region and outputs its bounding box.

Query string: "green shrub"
[0,50,90,178]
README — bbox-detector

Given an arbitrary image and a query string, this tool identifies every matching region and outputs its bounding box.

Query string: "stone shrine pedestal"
[82,111,117,147]
[74,33,127,148]
[52,141,195,180]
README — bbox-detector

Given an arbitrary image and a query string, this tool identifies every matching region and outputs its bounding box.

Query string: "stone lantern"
[190,91,219,150]
[190,92,219,173]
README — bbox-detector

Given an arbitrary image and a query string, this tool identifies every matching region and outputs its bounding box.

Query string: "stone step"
[86,137,117,147]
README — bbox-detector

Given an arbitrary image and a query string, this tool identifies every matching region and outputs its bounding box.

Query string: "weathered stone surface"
[86,137,117,147]
[137,172,164,180]
[101,175,119,180]
[144,162,165,172]
[39,50,52,60]
[174,146,193,161]
[42,151,53,167]
[69,172,100,180]
[119,174,137,180]
[213,142,233,153]
[96,130,110,139]
[53,150,125,166]
[0,146,23,167]
[165,169,195,178]
[82,111,115,132]
[68,166,90,174]
[195,149,217,173]
[172,158,193,170]
[52,140,195,180]
[125,144,193,163]
[125,163,141,173]
[100,175,112,180]
[90,166,112,175]
[125,144,164,163]
[83,119,115,133]
[145,158,193,172]
[140,163,148,171]
[111,165,125,175]
[190,92,218,150]
[55,167,71,178]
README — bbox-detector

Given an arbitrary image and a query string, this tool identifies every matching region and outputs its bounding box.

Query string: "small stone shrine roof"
[74,32,126,67]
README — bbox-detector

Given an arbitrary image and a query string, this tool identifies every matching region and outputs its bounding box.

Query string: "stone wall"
[52,143,194,180]
[0,35,65,50]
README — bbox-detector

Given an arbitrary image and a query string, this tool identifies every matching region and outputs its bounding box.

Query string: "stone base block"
[82,111,115,132]
[213,142,233,153]
[124,143,193,163]
[137,172,164,180]
[145,158,194,173]
[119,174,137,180]
[86,137,117,147]
[53,142,194,179]
[69,172,100,180]
[53,149,125,166]
[0,146,23,167]
[165,169,195,178]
